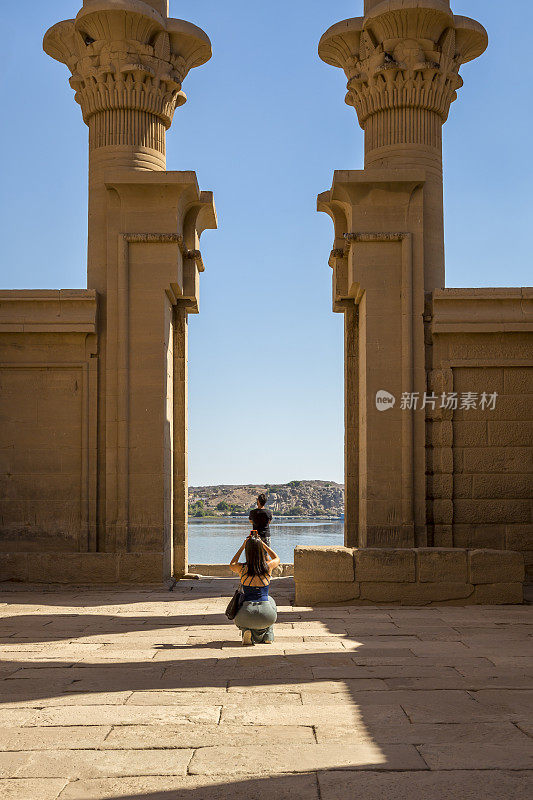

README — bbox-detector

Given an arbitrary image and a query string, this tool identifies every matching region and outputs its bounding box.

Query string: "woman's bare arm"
[262,541,281,571]
[229,538,248,574]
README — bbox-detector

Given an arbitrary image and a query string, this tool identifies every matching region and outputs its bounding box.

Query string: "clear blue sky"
[1,1,531,486]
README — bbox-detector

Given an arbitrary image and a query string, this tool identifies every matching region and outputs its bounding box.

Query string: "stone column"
[318,1,487,547]
[44,1,216,578]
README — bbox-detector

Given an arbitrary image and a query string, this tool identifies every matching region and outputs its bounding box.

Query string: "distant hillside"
[188,480,344,518]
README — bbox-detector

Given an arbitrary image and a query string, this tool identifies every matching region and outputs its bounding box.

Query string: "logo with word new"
[375,390,396,411]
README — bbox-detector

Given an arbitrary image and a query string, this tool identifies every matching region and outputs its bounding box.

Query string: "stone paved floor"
[0,578,532,799]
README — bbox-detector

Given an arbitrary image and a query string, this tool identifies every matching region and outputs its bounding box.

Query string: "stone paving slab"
[56,774,321,800]
[0,749,194,779]
[32,704,221,727]
[418,741,533,770]
[0,692,134,708]
[123,690,302,706]
[102,723,315,750]
[0,579,531,799]
[469,689,533,717]
[314,721,527,745]
[0,779,68,800]
[0,709,39,726]
[318,770,533,800]
[0,726,112,751]
[187,742,427,774]
[384,675,533,690]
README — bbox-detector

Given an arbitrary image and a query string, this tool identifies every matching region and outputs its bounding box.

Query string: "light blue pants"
[234,597,277,643]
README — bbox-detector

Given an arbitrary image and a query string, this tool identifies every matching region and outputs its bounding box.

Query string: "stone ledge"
[418,548,468,583]
[295,581,360,607]
[472,582,524,604]
[469,549,525,584]
[294,546,355,583]
[359,581,474,605]
[294,546,525,606]
[356,549,416,582]
[0,290,97,333]
[431,288,533,334]
[189,564,294,578]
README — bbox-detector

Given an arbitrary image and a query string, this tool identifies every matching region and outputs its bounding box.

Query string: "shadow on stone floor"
[0,579,304,647]
[1,612,532,699]
[0,609,361,646]
[1,582,532,798]
[37,770,533,800]
[0,577,296,607]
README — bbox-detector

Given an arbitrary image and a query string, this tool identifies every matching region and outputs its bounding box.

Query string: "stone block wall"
[0,552,163,584]
[0,291,163,584]
[0,291,98,554]
[294,546,525,606]
[428,290,533,575]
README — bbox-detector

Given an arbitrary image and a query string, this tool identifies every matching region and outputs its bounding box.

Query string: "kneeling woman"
[229,533,280,645]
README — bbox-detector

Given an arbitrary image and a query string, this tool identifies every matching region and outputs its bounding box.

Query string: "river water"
[188,517,344,564]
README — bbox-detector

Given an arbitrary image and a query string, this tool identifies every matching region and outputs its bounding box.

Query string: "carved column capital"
[319,1,487,128]
[44,1,211,132]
